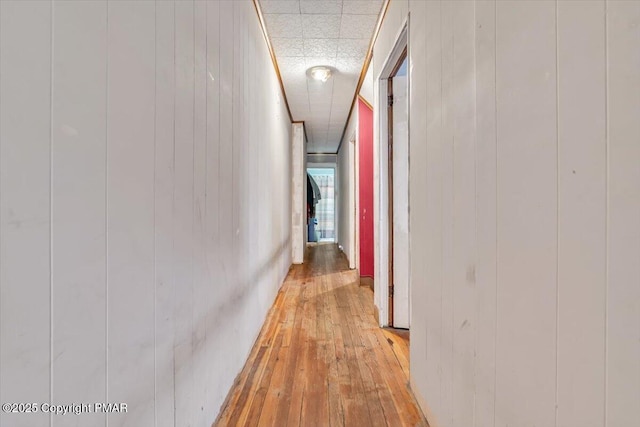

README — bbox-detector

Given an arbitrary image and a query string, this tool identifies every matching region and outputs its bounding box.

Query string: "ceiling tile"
[303,38,338,58]
[277,56,309,74]
[314,118,332,128]
[309,102,333,113]
[333,72,359,85]
[330,97,352,112]
[310,131,329,142]
[300,0,343,15]
[331,114,347,127]
[342,0,383,15]
[281,71,308,85]
[331,86,355,103]
[327,131,344,142]
[328,128,343,138]
[305,56,337,69]
[337,38,369,58]
[289,100,310,118]
[291,105,310,116]
[282,79,308,96]
[263,13,303,38]
[339,14,377,39]
[260,0,301,14]
[335,82,359,102]
[310,108,331,117]
[328,131,344,140]
[309,92,333,105]
[336,57,364,75]
[309,127,328,136]
[302,14,342,39]
[261,0,382,153]
[286,90,310,103]
[330,115,352,128]
[271,38,305,57]
[313,121,329,134]
[307,83,333,98]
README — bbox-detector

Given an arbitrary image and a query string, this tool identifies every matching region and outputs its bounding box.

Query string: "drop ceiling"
[258,0,384,154]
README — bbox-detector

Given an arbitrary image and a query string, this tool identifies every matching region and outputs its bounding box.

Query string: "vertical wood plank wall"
[373,1,640,426]
[51,3,108,427]
[606,2,640,425]
[338,110,358,269]
[0,3,52,427]
[0,1,292,426]
[557,2,607,426]
[291,122,306,264]
[495,3,558,426]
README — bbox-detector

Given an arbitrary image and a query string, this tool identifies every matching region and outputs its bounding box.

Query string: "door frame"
[375,21,408,327]
[346,133,357,269]
[386,47,407,326]
[352,133,360,271]
[307,163,338,243]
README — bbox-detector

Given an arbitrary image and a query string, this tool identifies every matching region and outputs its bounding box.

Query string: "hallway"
[215,244,427,427]
[1,1,638,426]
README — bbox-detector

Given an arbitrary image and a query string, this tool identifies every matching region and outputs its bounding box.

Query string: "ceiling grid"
[259,0,383,153]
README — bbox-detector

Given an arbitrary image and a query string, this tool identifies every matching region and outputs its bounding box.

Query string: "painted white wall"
[291,122,307,263]
[0,2,292,426]
[372,1,640,426]
[337,110,358,269]
[360,61,374,107]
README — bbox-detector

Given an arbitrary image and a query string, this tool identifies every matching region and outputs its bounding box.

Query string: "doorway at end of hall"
[307,168,336,244]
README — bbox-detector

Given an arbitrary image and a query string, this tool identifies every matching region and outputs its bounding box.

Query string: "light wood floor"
[215,243,428,427]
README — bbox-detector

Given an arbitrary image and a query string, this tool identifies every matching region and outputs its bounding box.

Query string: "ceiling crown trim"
[252,0,293,123]
[336,0,391,155]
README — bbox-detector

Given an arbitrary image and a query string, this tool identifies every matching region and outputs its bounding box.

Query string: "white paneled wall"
[338,111,358,269]
[291,122,306,264]
[372,1,640,426]
[0,1,292,426]
[0,2,52,427]
[606,2,640,425]
[51,3,108,427]
[556,2,607,425]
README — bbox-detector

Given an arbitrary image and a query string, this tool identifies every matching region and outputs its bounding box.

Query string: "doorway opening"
[388,52,409,328]
[307,167,336,243]
[377,24,409,329]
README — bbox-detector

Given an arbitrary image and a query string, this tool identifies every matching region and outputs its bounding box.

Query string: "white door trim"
[374,19,409,327]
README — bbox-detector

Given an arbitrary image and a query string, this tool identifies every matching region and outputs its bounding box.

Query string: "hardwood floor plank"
[257,342,288,426]
[215,243,428,427]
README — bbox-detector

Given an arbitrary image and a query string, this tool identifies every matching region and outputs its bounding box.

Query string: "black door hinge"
[388,94,394,107]
[389,285,394,297]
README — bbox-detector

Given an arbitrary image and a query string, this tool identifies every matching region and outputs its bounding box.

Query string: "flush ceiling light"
[307,66,333,83]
